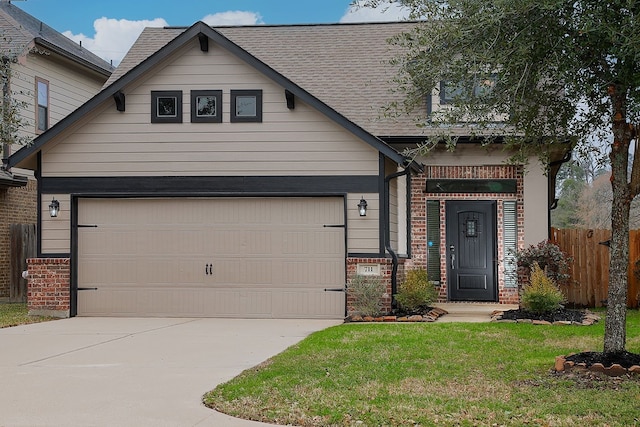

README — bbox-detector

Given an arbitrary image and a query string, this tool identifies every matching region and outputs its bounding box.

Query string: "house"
[7,21,566,318]
[0,0,113,300]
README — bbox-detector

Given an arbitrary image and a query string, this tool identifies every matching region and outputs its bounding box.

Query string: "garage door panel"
[77,197,345,318]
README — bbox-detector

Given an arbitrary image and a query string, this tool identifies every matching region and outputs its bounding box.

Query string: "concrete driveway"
[0,317,341,427]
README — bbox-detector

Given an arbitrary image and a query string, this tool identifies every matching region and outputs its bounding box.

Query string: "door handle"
[449,244,455,270]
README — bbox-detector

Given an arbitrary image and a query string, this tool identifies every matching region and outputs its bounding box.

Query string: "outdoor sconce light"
[357,197,368,217]
[49,198,60,218]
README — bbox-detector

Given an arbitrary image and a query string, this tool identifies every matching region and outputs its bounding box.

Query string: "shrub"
[520,262,566,314]
[395,268,438,312]
[348,275,386,317]
[514,240,572,286]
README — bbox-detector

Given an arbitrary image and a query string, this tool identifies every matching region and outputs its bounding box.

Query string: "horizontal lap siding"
[13,53,106,141]
[41,40,379,177]
[41,194,70,254]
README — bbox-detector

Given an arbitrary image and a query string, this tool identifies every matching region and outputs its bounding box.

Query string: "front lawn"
[204,310,640,426]
[0,303,57,328]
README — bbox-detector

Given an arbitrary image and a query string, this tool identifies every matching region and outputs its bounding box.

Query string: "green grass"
[204,310,640,426]
[0,303,57,328]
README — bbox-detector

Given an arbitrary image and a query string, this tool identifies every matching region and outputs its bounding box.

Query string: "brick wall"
[346,257,406,315]
[26,258,70,318]
[0,180,37,297]
[406,165,525,305]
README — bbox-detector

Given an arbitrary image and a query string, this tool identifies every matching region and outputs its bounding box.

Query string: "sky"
[15,0,409,65]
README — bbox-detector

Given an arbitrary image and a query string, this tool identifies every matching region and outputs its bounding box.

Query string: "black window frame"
[151,90,183,123]
[190,90,222,123]
[230,89,262,123]
[36,77,49,133]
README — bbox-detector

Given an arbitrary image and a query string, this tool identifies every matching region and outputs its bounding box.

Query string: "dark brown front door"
[445,201,497,301]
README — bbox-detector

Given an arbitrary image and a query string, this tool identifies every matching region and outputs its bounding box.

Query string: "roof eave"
[34,38,113,77]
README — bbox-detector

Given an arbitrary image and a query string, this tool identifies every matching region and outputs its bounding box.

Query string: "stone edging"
[554,354,640,376]
[345,307,449,323]
[490,310,601,326]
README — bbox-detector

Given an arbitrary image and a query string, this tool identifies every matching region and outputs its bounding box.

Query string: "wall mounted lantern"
[49,198,60,218]
[357,197,368,217]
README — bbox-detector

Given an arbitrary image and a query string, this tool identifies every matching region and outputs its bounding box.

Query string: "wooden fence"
[9,223,36,303]
[550,228,640,308]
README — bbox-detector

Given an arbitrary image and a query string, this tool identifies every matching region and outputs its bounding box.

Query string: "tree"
[362,0,640,354]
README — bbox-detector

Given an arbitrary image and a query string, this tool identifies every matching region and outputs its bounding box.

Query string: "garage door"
[76,197,346,318]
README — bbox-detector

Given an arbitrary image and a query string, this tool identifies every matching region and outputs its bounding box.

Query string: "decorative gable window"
[231,90,262,123]
[36,77,49,132]
[151,90,182,123]
[191,90,222,123]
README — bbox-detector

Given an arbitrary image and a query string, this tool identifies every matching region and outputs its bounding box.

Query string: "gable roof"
[0,0,113,76]
[8,21,416,170]
[107,21,423,138]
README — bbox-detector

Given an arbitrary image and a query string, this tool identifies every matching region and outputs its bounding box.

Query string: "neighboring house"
[7,21,567,318]
[0,0,113,299]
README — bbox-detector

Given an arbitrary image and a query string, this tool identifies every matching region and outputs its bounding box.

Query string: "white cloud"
[201,11,264,26]
[340,1,410,23]
[63,11,263,67]
[63,17,168,66]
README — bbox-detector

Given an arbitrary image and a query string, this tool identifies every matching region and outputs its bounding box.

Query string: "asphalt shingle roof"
[0,0,113,75]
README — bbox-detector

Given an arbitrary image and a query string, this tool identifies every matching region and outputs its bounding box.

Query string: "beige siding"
[11,51,106,146]
[40,40,380,177]
[386,160,399,251]
[347,193,379,254]
[41,193,71,254]
[523,160,549,245]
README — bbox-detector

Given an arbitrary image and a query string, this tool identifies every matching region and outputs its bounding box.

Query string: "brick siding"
[26,258,70,318]
[0,180,37,297]
[346,257,406,315]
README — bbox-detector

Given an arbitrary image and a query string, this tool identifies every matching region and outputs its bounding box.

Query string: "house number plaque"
[357,263,381,276]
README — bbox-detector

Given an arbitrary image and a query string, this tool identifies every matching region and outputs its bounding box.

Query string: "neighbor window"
[190,90,222,123]
[36,78,49,132]
[151,90,183,123]
[231,90,262,122]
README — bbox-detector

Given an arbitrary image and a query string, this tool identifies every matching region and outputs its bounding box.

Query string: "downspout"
[384,165,412,309]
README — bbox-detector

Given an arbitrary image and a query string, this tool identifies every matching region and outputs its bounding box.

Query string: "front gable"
[40,37,382,178]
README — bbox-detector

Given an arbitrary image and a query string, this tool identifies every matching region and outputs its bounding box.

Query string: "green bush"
[395,268,438,312]
[348,275,386,317]
[520,263,566,314]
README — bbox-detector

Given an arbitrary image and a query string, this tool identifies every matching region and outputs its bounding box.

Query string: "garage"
[76,197,346,318]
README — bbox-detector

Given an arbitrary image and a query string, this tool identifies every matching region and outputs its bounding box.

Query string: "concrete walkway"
[435,302,519,322]
[0,318,341,427]
[0,304,515,426]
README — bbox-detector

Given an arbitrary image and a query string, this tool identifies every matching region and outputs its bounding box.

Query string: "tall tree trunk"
[605,84,631,354]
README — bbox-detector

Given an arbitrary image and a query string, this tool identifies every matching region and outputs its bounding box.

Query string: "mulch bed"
[492,308,599,325]
[345,307,448,323]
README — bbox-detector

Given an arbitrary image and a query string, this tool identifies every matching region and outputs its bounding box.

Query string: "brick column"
[26,258,71,318]
[346,257,406,315]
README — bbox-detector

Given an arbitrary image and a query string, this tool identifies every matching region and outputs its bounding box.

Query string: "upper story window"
[151,90,183,123]
[440,76,496,104]
[36,78,49,132]
[231,90,262,123]
[191,90,222,123]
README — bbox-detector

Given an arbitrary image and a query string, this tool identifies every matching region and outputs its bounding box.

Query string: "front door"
[445,201,497,301]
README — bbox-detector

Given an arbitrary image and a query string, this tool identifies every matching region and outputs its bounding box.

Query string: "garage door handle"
[324,288,345,292]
